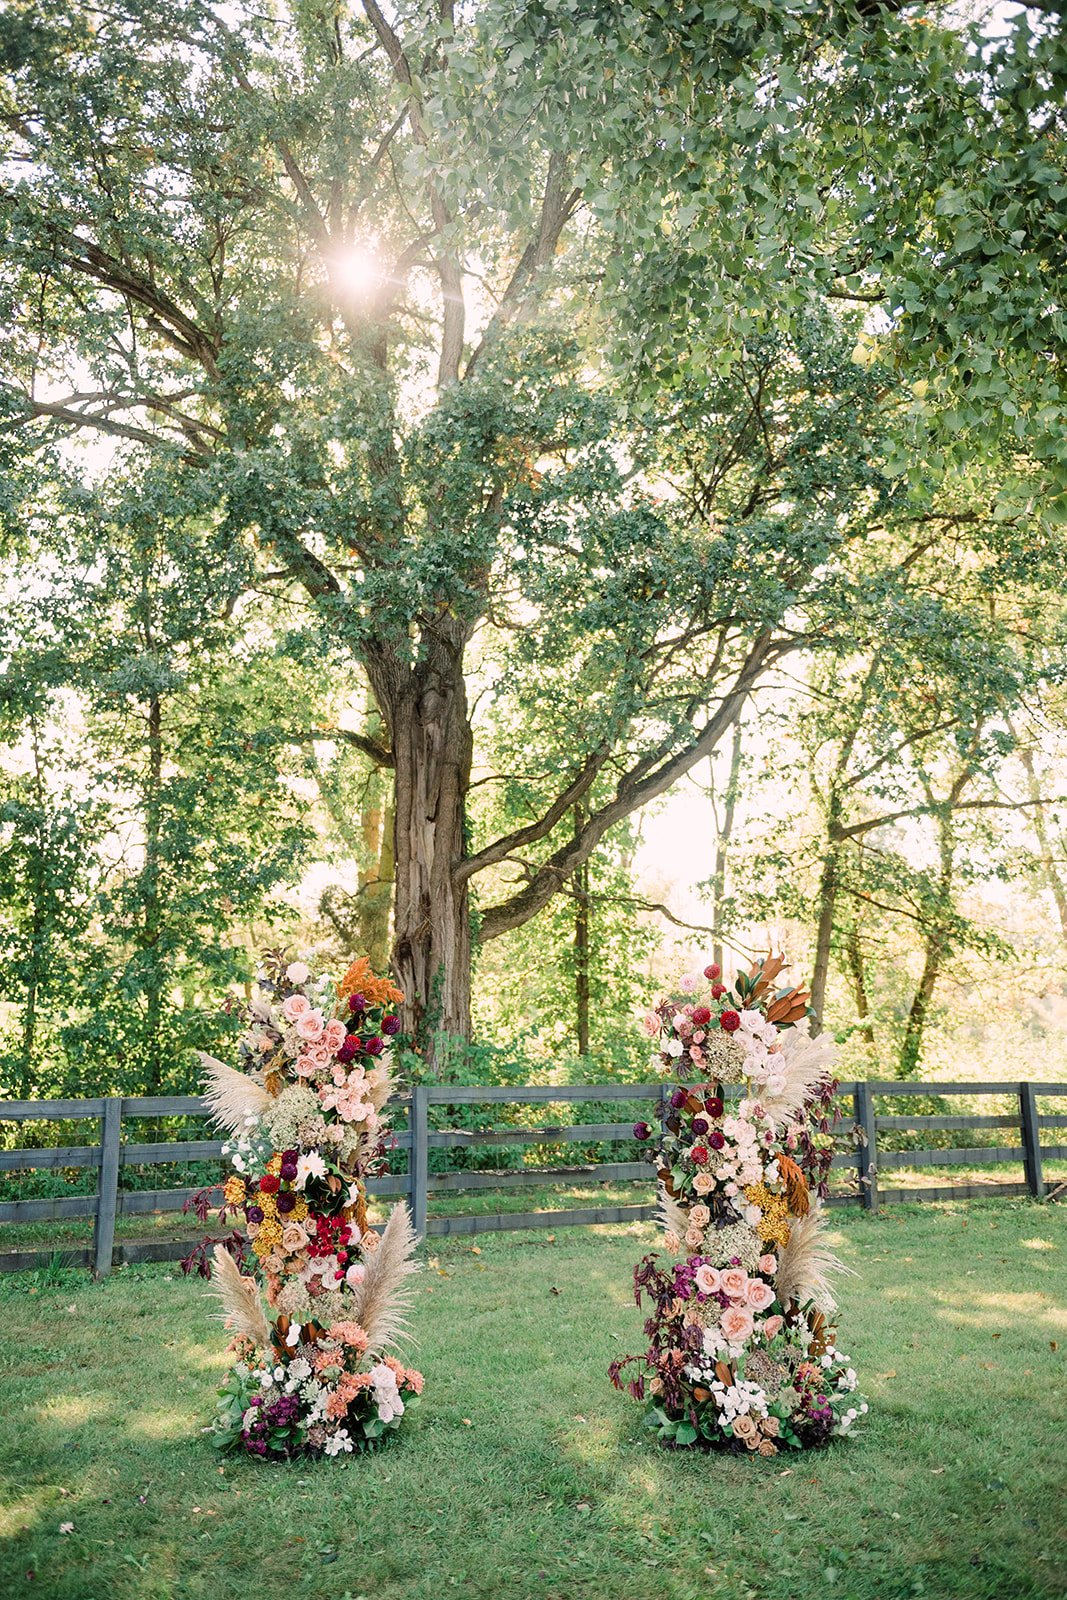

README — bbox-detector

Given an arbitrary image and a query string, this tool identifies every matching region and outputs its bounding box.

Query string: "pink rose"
[345,1263,367,1289]
[689,1045,704,1065]
[689,1204,711,1228]
[641,1011,661,1039]
[684,1227,704,1250]
[758,1254,777,1275]
[693,1172,714,1195]
[721,1267,749,1300]
[295,1053,319,1078]
[295,1010,325,1042]
[282,993,310,1021]
[281,1222,309,1253]
[678,973,699,994]
[324,1019,347,1050]
[746,1278,776,1312]
[719,1304,754,1343]
[763,1315,785,1339]
[694,1264,721,1295]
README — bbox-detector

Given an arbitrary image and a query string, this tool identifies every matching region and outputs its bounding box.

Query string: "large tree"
[2,0,1064,1045]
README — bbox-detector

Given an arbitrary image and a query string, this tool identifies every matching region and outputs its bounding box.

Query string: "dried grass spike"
[774,1204,854,1315]
[200,1052,272,1136]
[657,1182,690,1244]
[350,1202,420,1355]
[210,1245,271,1348]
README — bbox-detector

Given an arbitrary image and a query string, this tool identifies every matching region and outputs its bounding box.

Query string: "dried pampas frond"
[366,1064,394,1113]
[210,1244,271,1347]
[349,1202,420,1354]
[759,1027,837,1128]
[200,1052,272,1136]
[775,1204,854,1314]
[658,1182,689,1245]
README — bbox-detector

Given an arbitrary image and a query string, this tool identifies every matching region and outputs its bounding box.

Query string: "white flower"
[666,1037,684,1058]
[273,1365,285,1381]
[286,961,311,984]
[859,1402,869,1415]
[295,1152,328,1189]
[259,1370,274,1389]
[288,1358,312,1383]
[285,1322,302,1347]
[323,1429,354,1456]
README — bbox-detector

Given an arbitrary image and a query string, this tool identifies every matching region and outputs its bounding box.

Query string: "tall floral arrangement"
[611,955,867,1454]
[200,952,423,1460]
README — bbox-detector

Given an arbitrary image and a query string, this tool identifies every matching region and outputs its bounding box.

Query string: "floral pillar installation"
[611,955,867,1454]
[201,954,423,1459]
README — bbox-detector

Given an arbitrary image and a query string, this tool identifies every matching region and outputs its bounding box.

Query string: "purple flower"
[691,1115,709,1135]
[381,1015,401,1035]
[708,1129,726,1150]
[633,1121,651,1141]
[246,1205,264,1224]
[336,1038,359,1063]
[364,1036,384,1057]
[277,1191,297,1214]
[348,993,366,1012]
[669,1088,687,1110]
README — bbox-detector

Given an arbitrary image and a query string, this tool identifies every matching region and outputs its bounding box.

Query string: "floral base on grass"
[611,955,868,1455]
[195,952,424,1462]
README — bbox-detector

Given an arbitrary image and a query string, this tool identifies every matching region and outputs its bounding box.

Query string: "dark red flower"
[277,1191,296,1215]
[669,1087,687,1110]
[691,1144,709,1165]
[364,1035,384,1057]
[336,1037,359,1063]
[633,1121,651,1141]
[705,1096,724,1119]
[711,984,726,999]
[691,1006,711,1026]
[348,993,366,1012]
[704,963,721,980]
[259,1174,280,1194]
[381,1015,401,1035]
[719,1009,741,1033]
[709,1129,726,1150]
[691,1115,710,1135]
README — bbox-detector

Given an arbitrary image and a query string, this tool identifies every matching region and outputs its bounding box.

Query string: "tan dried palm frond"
[350,1202,420,1355]
[775,1205,854,1314]
[199,1051,272,1136]
[366,1064,394,1113]
[210,1245,271,1347]
[759,1027,838,1128]
[657,1182,689,1245]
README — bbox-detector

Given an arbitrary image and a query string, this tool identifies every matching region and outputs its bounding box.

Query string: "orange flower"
[337,955,404,1009]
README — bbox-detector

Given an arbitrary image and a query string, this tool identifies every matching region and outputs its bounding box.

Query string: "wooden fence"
[1,1079,1065,1276]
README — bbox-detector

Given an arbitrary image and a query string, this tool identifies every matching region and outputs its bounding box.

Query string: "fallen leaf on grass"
[470,1246,481,1255]
[1051,1341,1058,1352]
[59,1523,74,1535]
[874,1370,897,1380]
[461,1417,473,1426]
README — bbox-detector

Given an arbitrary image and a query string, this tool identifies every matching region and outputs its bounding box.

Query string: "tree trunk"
[573,807,591,1056]
[809,791,843,1031]
[899,824,954,1078]
[845,920,876,1056]
[1018,744,1067,945]
[358,791,395,972]
[709,719,743,972]
[374,637,473,1051]
[142,691,165,1092]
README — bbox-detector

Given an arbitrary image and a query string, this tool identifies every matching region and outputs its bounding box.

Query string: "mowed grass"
[0,1201,1064,1600]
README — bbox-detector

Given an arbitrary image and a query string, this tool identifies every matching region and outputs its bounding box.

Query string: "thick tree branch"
[475,633,778,941]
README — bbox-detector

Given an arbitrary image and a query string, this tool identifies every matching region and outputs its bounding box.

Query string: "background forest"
[2,0,1067,1099]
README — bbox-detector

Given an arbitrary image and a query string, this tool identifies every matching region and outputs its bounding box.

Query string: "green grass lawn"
[0,1200,1064,1600]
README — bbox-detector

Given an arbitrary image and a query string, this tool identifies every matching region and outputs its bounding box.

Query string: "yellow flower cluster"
[223,1176,246,1206]
[744,1182,791,1248]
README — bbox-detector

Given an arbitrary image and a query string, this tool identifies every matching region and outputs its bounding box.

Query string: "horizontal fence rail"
[0,1079,1064,1275]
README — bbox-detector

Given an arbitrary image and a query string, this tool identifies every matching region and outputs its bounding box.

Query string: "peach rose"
[758,1253,777,1275]
[731,1413,758,1440]
[685,1227,704,1250]
[761,1415,780,1437]
[763,1314,785,1339]
[689,1204,711,1228]
[295,1010,325,1041]
[721,1267,749,1300]
[282,1222,310,1253]
[324,1019,347,1050]
[720,1304,755,1343]
[693,1172,715,1196]
[694,1264,721,1295]
[746,1278,776,1312]
[663,1230,681,1254]
[295,1052,320,1078]
[758,1438,778,1456]
[281,993,310,1021]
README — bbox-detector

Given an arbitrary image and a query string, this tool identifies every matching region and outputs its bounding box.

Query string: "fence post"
[854,1081,879,1213]
[410,1085,429,1240]
[1019,1081,1044,1198]
[93,1097,122,1278]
